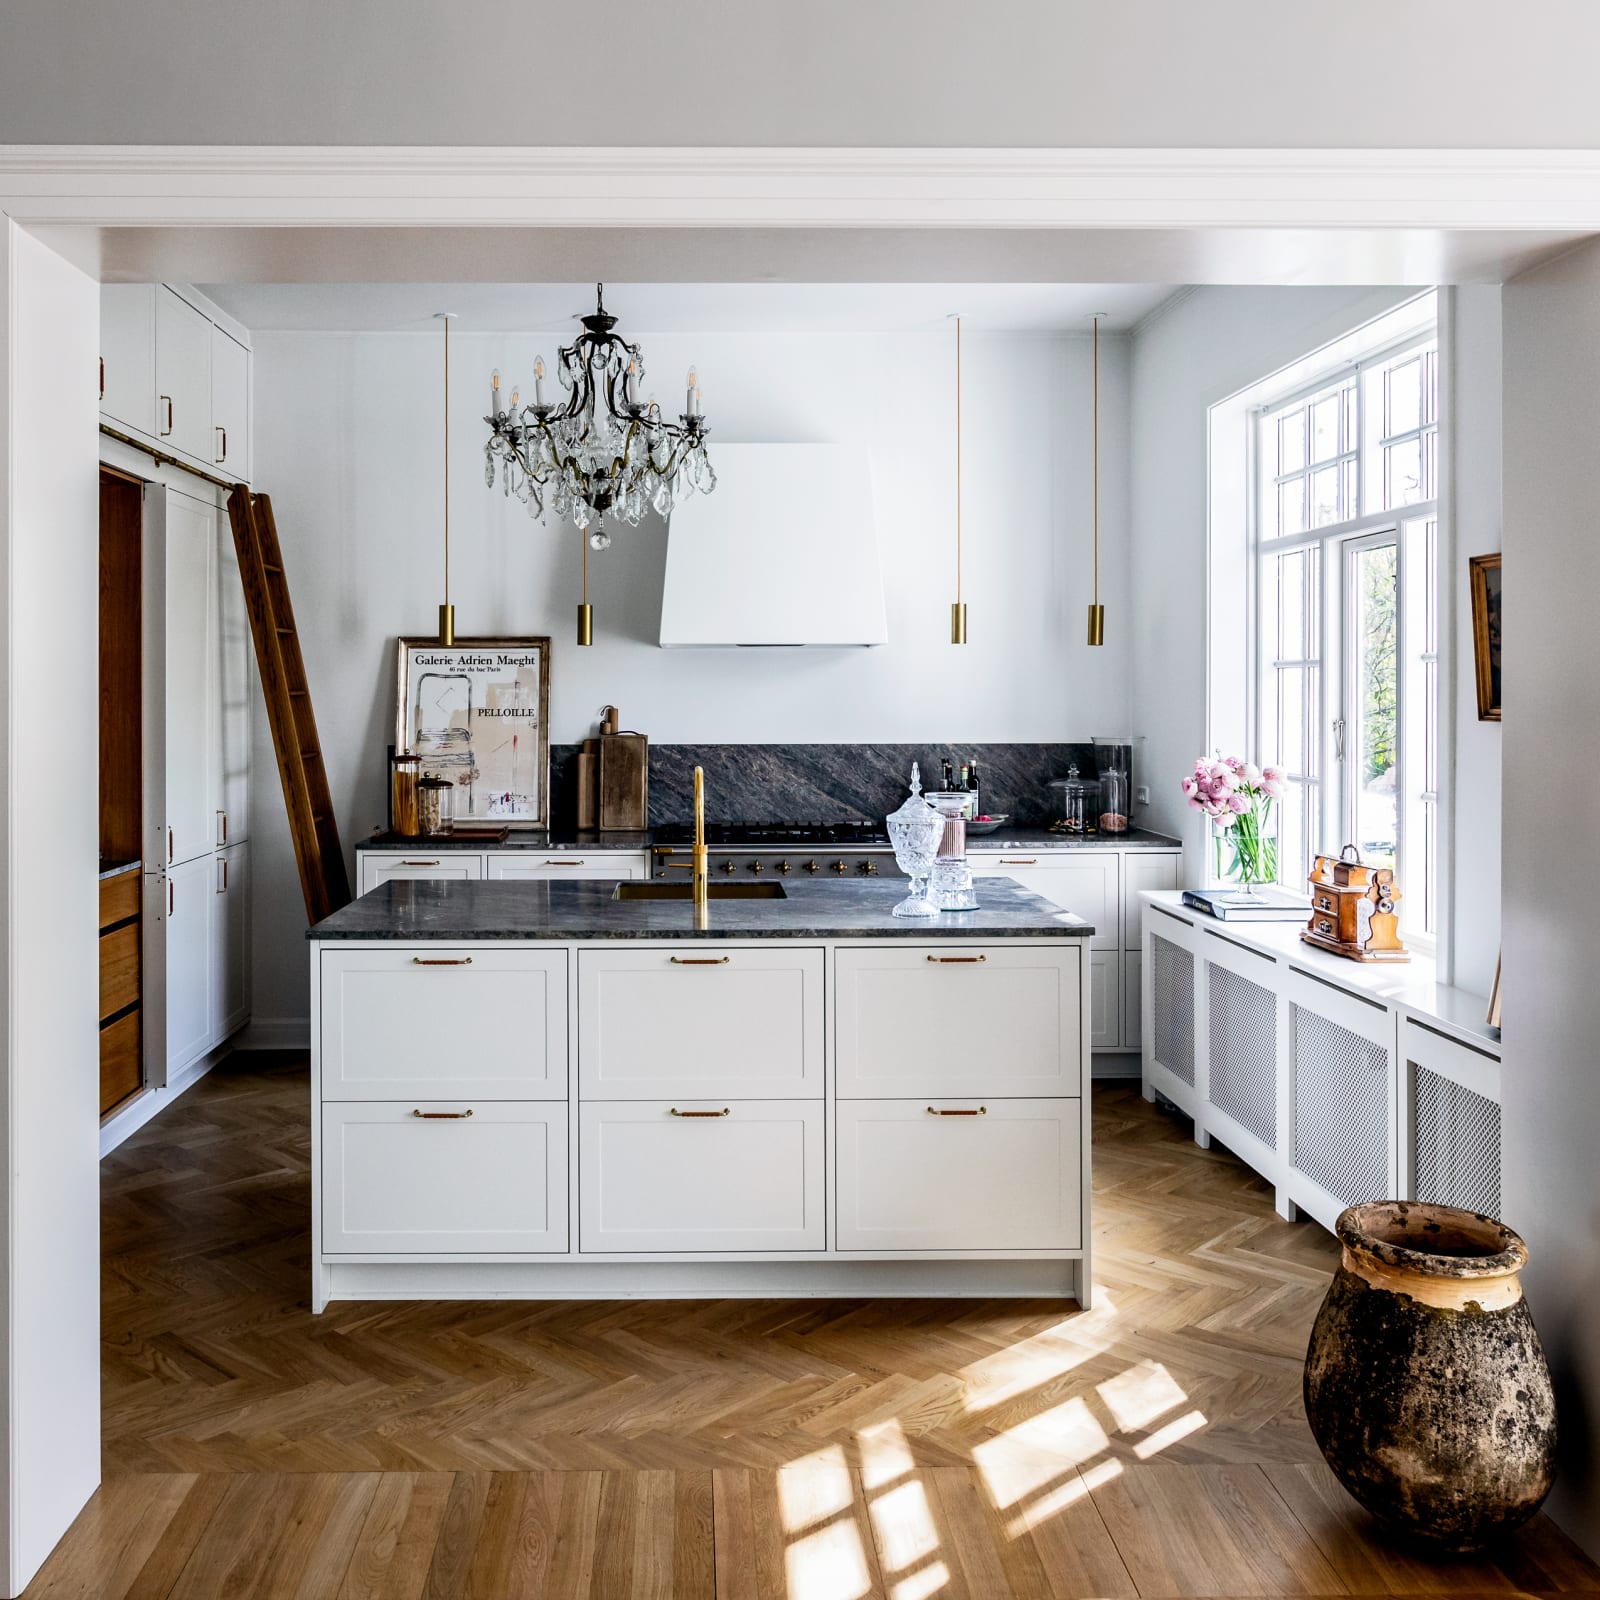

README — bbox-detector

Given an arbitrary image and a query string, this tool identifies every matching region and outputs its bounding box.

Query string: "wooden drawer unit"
[579,1100,824,1253]
[99,871,141,929]
[487,852,648,881]
[970,852,1119,947]
[99,922,141,1022]
[578,946,823,1101]
[322,1102,567,1254]
[834,945,1083,1100]
[835,1099,1082,1251]
[358,852,484,894]
[320,947,567,1100]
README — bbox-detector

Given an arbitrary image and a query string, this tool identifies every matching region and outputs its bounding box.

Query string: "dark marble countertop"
[99,858,142,881]
[355,830,653,853]
[968,826,1180,852]
[308,876,1094,942]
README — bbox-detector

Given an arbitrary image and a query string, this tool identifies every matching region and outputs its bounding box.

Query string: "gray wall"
[1502,237,1600,1560]
[5,1,1600,148]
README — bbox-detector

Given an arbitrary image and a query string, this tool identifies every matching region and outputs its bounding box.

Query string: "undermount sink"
[613,881,789,901]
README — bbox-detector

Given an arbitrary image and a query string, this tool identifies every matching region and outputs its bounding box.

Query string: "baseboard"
[234,1016,310,1051]
[99,1040,231,1157]
[1091,1051,1142,1080]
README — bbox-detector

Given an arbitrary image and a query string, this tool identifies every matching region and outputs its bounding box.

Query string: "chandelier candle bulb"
[490,369,501,415]
[534,357,546,409]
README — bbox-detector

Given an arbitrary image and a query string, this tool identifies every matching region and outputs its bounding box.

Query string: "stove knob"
[858,859,878,876]
[831,860,848,875]
[777,860,792,875]
[749,860,764,874]
[721,860,736,875]
[804,860,819,874]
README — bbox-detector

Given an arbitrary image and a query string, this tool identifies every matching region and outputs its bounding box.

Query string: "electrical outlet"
[1136,785,1151,806]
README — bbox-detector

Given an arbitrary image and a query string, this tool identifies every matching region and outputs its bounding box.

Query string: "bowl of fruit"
[963,813,1010,836]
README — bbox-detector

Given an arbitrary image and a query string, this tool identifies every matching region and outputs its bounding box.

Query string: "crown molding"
[4,146,1600,230]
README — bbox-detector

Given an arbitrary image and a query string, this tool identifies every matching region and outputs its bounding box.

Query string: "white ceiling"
[197,281,1178,335]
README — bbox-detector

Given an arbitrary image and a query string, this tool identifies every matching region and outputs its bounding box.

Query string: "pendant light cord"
[443,313,450,611]
[955,315,963,606]
[1092,315,1099,611]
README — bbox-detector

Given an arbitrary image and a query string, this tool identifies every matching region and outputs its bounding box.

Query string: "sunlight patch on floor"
[778,1444,855,1533]
[857,1418,916,1491]
[959,1326,1103,1413]
[783,1517,872,1600]
[1096,1358,1188,1431]
[1004,1457,1123,1539]
[1134,1407,1208,1458]
[971,1395,1109,1508]
[890,1560,950,1600]
[868,1479,941,1573]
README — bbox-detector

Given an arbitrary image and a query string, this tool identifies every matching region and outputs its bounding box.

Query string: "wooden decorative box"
[1301,845,1409,963]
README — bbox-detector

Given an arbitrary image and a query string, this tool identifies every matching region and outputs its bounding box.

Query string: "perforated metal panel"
[1152,935,1195,1086]
[1292,1005,1389,1203]
[1207,963,1277,1148]
[1413,1065,1501,1216]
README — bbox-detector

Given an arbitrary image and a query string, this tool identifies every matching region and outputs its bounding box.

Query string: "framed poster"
[394,637,551,826]
[1469,553,1502,722]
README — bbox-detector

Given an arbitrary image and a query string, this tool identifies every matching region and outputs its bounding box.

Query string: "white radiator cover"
[659,443,889,647]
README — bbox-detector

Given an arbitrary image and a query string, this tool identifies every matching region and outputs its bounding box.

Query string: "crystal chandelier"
[482,283,715,554]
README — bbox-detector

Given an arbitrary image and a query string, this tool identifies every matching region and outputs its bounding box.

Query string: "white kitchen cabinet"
[970,851,1119,948]
[486,852,648,881]
[100,284,156,436]
[214,510,250,845]
[210,842,251,1041]
[835,1098,1082,1252]
[1122,951,1142,1052]
[359,853,484,894]
[155,287,213,465]
[322,1102,568,1255]
[579,1100,825,1253]
[578,946,824,1101]
[210,324,250,480]
[834,944,1082,1100]
[164,854,214,1074]
[1089,950,1119,1052]
[321,947,567,1101]
[1122,854,1183,950]
[163,490,216,868]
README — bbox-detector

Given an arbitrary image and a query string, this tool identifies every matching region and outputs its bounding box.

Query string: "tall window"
[1254,318,1440,941]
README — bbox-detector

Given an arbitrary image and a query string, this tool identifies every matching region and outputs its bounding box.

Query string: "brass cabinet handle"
[412,1108,473,1119]
[99,356,105,400]
[159,395,173,436]
[926,954,987,964]
[542,859,585,866]
[168,826,174,863]
[215,425,227,463]
[216,858,228,894]
[998,858,1038,865]
[217,809,228,844]
[168,879,174,916]
[927,1106,987,1116]
[670,1107,731,1118]
[399,859,442,866]
[669,955,731,965]
[411,956,473,966]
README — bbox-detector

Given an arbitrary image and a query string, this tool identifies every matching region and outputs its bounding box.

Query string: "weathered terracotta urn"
[1304,1201,1556,1551]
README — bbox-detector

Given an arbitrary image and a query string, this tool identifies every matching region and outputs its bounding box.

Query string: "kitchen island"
[307,876,1093,1311]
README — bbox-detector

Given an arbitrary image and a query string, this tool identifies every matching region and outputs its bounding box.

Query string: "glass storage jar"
[418,774,452,836]
[390,753,422,838]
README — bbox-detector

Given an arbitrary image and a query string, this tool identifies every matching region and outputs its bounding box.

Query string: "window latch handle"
[1333,717,1347,762]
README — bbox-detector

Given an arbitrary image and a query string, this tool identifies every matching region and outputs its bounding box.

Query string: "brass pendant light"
[435,312,457,646]
[1086,313,1105,647]
[577,526,594,646]
[950,313,968,645]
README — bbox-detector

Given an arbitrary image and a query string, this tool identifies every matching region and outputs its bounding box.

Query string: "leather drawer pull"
[669,955,731,965]
[400,859,442,866]
[542,859,585,865]
[412,1108,473,1119]
[998,858,1038,864]
[927,1106,987,1116]
[411,956,473,966]
[926,954,987,964]
[670,1107,731,1117]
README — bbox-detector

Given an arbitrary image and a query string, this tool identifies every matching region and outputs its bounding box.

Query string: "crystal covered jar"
[885,764,944,918]
[927,789,979,912]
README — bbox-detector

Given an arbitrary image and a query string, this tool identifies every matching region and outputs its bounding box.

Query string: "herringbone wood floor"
[23,1056,1599,1597]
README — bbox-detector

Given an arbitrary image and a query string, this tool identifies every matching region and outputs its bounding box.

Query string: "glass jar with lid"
[1050,765,1088,834]
[418,774,453,836]
[390,753,422,837]
[1091,735,1144,834]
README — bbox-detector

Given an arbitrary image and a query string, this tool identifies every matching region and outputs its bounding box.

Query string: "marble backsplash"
[550,742,1104,828]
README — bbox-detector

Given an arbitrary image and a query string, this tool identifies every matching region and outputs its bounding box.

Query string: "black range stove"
[650,818,902,879]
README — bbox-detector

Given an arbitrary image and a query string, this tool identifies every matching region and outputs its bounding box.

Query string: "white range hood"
[659,443,888,647]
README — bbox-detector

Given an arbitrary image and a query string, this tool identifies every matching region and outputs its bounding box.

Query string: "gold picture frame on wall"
[394,637,552,827]
[1469,553,1502,721]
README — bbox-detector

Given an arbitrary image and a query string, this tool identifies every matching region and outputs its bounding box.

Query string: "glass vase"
[1217,800,1279,894]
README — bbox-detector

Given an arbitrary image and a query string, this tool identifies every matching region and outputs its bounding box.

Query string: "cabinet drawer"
[99,922,141,1022]
[835,945,1083,1099]
[970,853,1119,947]
[579,1100,824,1253]
[1089,949,1120,1051]
[487,852,647,881]
[836,1099,1082,1251]
[1121,951,1142,1051]
[322,1102,567,1254]
[320,948,567,1100]
[100,871,140,929]
[579,946,823,1100]
[359,853,484,894]
[1123,854,1183,950]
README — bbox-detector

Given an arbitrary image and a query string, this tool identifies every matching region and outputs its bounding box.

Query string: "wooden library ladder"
[226,487,352,923]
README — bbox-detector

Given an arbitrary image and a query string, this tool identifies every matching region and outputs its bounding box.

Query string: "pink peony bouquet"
[1180,756,1285,888]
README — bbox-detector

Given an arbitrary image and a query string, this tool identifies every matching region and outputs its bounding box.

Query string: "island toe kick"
[308,884,1094,1312]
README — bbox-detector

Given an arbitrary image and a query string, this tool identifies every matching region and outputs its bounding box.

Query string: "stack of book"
[1181,887,1308,923]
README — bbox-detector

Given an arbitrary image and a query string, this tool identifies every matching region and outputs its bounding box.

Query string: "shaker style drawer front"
[579,1101,825,1253]
[969,854,1119,947]
[320,948,567,1100]
[834,946,1082,1099]
[487,852,648,881]
[322,1102,567,1255]
[578,947,823,1100]
[359,854,485,894]
[836,1099,1083,1252]
[1122,855,1183,950]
